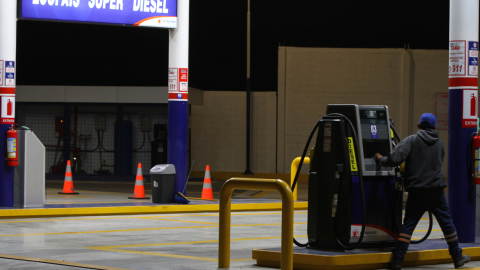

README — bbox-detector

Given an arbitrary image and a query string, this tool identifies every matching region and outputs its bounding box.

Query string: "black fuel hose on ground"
[291,113,367,250]
[389,123,433,244]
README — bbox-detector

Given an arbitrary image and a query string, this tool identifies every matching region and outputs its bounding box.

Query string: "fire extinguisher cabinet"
[13,130,45,208]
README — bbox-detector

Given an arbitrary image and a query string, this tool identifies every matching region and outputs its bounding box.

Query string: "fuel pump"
[6,125,18,166]
[292,105,402,250]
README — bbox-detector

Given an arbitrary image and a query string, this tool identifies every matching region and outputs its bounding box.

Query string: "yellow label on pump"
[347,137,358,171]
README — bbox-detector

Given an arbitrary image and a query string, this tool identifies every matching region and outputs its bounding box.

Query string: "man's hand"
[374,153,383,165]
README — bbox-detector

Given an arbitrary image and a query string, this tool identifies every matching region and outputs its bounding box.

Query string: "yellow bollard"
[291,157,310,201]
[218,178,294,270]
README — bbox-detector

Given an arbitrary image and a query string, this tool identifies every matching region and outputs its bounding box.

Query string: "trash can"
[150,164,176,203]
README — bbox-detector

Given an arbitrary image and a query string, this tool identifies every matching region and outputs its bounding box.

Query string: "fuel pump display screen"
[360,109,391,171]
[361,110,385,120]
[366,110,377,119]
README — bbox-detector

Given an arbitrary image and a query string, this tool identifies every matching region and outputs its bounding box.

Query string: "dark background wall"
[16,0,450,91]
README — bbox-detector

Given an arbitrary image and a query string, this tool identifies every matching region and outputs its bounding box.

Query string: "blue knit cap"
[419,113,437,128]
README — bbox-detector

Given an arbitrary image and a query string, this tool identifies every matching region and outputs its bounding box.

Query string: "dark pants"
[391,189,463,265]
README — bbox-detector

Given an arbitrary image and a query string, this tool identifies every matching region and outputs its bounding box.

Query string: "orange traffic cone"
[201,165,214,200]
[58,160,79,195]
[128,163,150,200]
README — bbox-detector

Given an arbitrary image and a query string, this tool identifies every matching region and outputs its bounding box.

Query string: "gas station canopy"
[19,0,178,28]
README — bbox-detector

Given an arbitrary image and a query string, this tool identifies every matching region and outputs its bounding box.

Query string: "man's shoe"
[454,255,471,269]
[390,263,402,270]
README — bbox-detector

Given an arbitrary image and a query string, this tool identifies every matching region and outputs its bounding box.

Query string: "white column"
[169,0,189,71]
[448,0,479,242]
[167,0,189,194]
[0,0,17,207]
[0,0,17,94]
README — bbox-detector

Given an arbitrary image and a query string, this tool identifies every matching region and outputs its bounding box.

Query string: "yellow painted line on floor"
[0,201,308,219]
[46,195,93,198]
[415,229,441,232]
[231,258,255,262]
[0,211,308,224]
[187,191,232,195]
[87,235,309,249]
[0,222,307,238]
[0,253,129,270]
[0,225,217,237]
[411,237,442,240]
[46,189,132,195]
[0,216,146,224]
[45,201,136,204]
[86,235,309,262]
[91,239,218,249]
[93,248,221,262]
[232,222,306,228]
[139,217,218,225]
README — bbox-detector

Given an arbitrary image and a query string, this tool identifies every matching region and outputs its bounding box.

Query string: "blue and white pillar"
[448,0,478,243]
[0,0,17,207]
[167,0,189,195]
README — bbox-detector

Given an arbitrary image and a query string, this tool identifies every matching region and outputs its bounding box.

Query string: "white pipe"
[169,0,189,72]
[0,0,17,93]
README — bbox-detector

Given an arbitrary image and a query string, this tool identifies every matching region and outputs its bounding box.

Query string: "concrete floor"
[0,181,478,269]
[0,209,478,270]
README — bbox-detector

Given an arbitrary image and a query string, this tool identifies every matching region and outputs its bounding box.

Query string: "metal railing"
[218,178,294,270]
[291,157,310,201]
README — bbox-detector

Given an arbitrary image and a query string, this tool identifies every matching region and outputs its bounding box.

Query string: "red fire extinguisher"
[6,125,18,166]
[472,134,480,184]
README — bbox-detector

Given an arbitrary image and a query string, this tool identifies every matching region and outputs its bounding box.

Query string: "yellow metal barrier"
[218,178,293,270]
[291,157,310,201]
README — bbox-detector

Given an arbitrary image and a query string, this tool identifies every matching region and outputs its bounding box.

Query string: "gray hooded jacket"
[379,129,446,191]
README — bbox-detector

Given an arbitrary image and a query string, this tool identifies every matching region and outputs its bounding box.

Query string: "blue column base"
[0,124,14,207]
[448,88,476,243]
[168,101,188,195]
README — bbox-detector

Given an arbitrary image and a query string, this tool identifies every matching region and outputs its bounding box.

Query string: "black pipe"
[62,104,71,168]
[133,131,146,152]
[52,137,61,168]
[101,131,114,152]
[244,78,253,175]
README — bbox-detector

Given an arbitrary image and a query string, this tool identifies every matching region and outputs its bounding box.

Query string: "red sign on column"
[179,68,188,92]
[168,68,188,101]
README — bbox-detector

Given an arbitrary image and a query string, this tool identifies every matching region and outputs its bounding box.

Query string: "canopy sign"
[19,0,177,28]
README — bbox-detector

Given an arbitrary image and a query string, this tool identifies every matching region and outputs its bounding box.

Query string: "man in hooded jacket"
[374,113,470,270]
